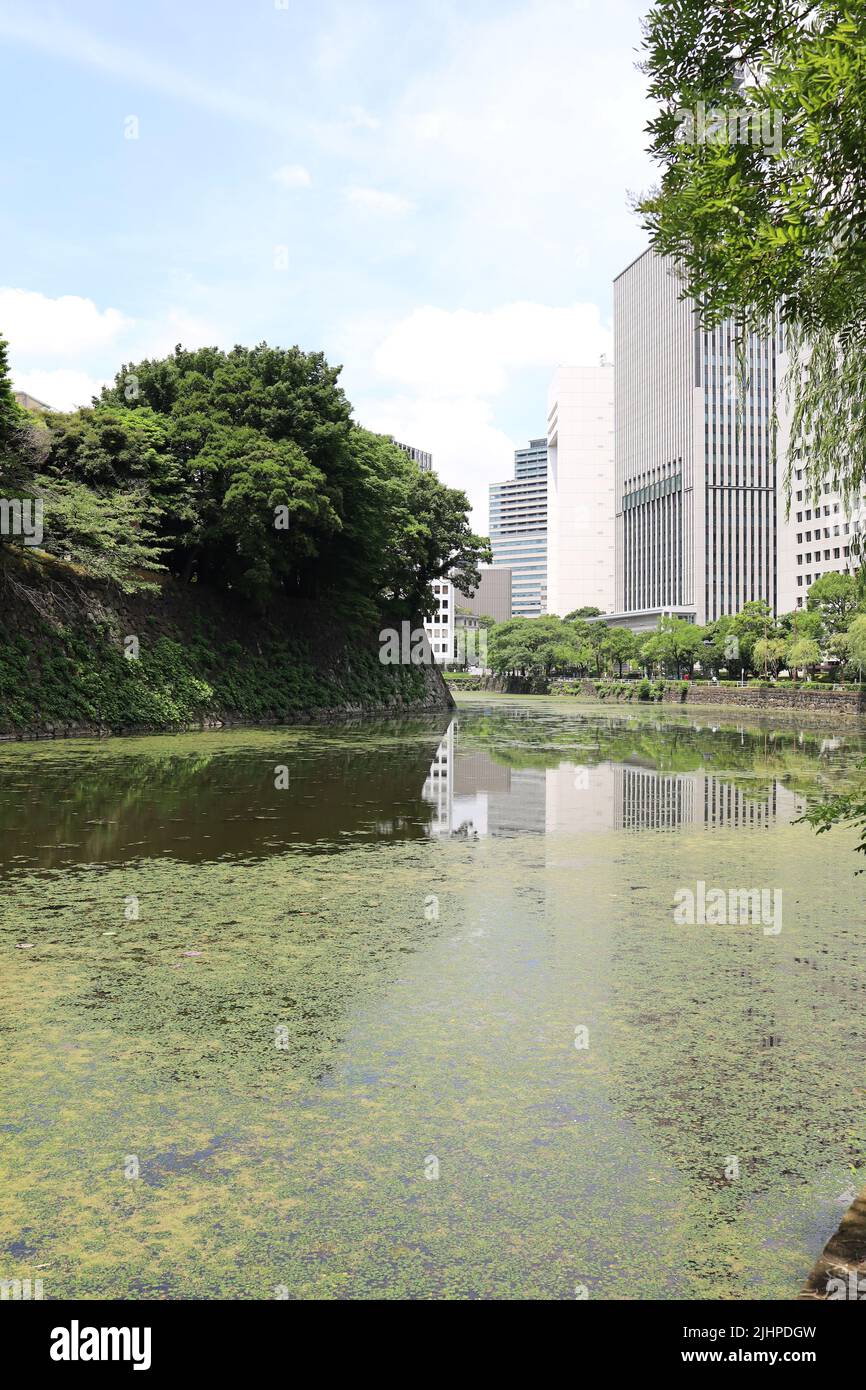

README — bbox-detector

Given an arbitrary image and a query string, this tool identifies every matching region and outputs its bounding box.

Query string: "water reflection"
[0,703,861,874]
[0,720,451,873]
[424,717,807,839]
[422,723,542,837]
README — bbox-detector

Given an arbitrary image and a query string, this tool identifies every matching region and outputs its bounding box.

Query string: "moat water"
[1,695,864,1298]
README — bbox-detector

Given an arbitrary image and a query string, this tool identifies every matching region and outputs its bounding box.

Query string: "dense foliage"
[484,580,866,684]
[1,341,489,617]
[639,1,866,509]
[0,553,433,733]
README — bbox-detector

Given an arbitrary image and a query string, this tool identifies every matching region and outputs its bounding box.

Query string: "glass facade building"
[489,438,548,616]
[614,249,779,624]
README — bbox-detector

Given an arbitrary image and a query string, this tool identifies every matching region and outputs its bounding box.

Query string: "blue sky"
[0,0,655,527]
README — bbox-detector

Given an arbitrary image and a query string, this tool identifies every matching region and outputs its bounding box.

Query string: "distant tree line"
[484,577,866,683]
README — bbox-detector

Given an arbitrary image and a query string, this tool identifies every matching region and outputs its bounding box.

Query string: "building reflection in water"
[422,722,803,838]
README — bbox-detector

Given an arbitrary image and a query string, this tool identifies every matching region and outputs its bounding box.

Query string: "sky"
[0,0,656,529]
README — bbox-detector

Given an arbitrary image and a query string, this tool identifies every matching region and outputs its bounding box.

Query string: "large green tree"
[642,615,703,676]
[0,336,38,503]
[34,343,489,612]
[806,571,862,632]
[487,615,592,680]
[846,614,866,679]
[729,600,776,671]
[37,478,165,592]
[601,625,639,676]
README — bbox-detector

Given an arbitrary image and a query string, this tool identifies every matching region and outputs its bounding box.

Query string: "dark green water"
[1,694,865,1299]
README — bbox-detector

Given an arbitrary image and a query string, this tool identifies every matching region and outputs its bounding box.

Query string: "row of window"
[797,548,847,565]
[796,570,851,589]
[795,524,850,542]
[795,505,845,522]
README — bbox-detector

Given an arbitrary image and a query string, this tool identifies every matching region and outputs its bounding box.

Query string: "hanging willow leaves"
[638,0,866,545]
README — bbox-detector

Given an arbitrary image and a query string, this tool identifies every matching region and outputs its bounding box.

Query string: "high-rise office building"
[777,471,865,613]
[546,365,615,617]
[613,249,779,628]
[489,438,547,616]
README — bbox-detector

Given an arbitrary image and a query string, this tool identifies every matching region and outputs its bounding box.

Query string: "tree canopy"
[487,615,593,680]
[0,337,20,452]
[0,340,490,614]
[484,575,866,684]
[639,1,866,507]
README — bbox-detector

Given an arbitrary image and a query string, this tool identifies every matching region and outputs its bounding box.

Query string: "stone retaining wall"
[450,675,866,717]
[578,680,866,716]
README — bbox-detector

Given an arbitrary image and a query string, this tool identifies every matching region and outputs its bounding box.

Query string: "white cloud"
[344,297,612,529]
[11,368,106,412]
[271,163,312,189]
[0,288,129,357]
[354,391,517,531]
[345,186,414,216]
[2,288,227,410]
[372,301,612,397]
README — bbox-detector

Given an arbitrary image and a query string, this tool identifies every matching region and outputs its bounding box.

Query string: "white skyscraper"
[545,363,616,617]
